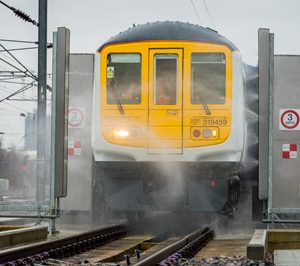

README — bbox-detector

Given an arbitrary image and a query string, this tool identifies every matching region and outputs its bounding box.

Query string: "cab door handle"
[167,110,178,115]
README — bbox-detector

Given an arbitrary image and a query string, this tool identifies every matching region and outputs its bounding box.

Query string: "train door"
[148,49,183,154]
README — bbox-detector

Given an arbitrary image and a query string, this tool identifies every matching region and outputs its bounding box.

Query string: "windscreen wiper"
[110,79,125,115]
[196,86,211,115]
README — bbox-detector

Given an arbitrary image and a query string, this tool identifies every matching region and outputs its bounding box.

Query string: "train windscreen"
[191,53,226,104]
[154,54,178,105]
[106,53,141,104]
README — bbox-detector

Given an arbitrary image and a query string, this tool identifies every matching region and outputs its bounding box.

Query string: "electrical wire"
[0,43,37,80]
[0,0,38,26]
[7,99,37,102]
[0,77,27,82]
[0,48,38,102]
[0,71,27,80]
[0,39,38,44]
[202,0,216,28]
[0,81,35,102]
[0,82,36,101]
[0,84,19,94]
[0,46,38,53]
[0,75,27,80]
[0,70,24,75]
[0,81,34,85]
[189,0,202,25]
[2,101,29,113]
[0,57,27,75]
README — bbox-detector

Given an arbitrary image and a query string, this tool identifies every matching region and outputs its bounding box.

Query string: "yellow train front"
[92,22,245,221]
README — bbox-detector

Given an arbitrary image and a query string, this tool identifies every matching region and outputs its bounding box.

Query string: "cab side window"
[106,53,141,104]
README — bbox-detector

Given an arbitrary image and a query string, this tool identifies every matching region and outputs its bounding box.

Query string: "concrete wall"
[272,55,300,208]
[60,54,94,221]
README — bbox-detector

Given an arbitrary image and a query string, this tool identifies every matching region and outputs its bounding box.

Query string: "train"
[91,21,248,222]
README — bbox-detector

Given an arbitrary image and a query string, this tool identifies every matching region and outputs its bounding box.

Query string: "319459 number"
[202,118,228,126]
[191,117,228,126]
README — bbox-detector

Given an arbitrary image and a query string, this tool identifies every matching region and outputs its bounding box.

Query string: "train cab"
[92,21,245,163]
[91,22,245,220]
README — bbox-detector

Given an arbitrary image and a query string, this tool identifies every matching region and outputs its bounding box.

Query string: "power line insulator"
[13,8,39,26]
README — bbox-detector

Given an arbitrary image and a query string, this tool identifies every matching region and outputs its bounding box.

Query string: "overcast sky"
[1,0,300,64]
[1,0,300,147]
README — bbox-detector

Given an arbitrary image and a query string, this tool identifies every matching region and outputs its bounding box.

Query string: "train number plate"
[191,117,228,126]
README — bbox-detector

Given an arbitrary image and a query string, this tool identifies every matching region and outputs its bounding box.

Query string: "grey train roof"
[98,21,238,52]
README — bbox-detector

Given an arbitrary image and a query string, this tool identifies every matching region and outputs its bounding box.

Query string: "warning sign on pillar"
[279,109,300,130]
[282,144,297,159]
[68,107,85,128]
[68,140,82,156]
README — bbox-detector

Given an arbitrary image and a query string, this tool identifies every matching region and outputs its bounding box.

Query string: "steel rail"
[0,224,126,264]
[135,227,214,266]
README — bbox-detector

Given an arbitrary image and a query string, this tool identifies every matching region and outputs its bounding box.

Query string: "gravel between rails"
[181,254,274,266]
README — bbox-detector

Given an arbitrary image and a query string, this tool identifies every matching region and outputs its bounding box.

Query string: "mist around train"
[0,64,261,238]
[88,63,261,236]
[0,22,263,237]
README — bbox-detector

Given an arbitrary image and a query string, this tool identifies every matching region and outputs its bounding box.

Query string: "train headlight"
[212,130,217,137]
[114,129,129,138]
[113,128,139,139]
[202,129,212,138]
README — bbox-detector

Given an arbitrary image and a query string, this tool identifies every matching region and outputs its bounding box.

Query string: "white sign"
[68,107,85,128]
[282,144,297,159]
[279,109,300,130]
[68,140,82,156]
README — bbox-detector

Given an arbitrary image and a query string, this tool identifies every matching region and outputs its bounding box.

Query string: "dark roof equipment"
[98,21,238,52]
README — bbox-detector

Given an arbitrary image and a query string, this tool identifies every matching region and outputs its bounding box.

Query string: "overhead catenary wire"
[0,55,37,82]
[0,57,28,76]
[0,71,27,79]
[0,84,19,96]
[0,58,32,78]
[0,57,36,83]
[0,0,38,26]
[0,39,38,44]
[7,98,38,102]
[0,70,25,75]
[0,81,35,102]
[2,101,29,113]
[0,39,53,49]
[0,46,39,53]
[202,0,216,28]
[0,45,42,101]
[0,80,35,85]
[189,0,202,25]
[0,43,37,80]
[0,77,27,82]
[0,82,36,101]
[1,1,61,152]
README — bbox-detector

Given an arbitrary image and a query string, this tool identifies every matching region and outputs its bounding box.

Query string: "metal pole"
[49,31,57,235]
[267,33,274,225]
[36,0,47,204]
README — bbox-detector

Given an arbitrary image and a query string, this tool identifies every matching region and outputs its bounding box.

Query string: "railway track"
[0,224,214,266]
[0,221,275,266]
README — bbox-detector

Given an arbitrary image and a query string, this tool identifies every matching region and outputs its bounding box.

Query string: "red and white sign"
[68,107,85,128]
[282,144,297,159]
[279,109,300,130]
[68,140,82,156]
